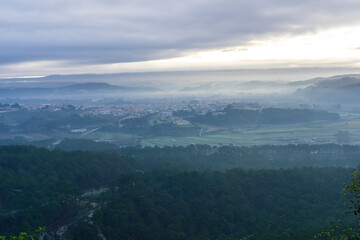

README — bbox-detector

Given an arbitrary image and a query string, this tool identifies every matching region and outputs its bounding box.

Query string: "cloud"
[1,0,360,67]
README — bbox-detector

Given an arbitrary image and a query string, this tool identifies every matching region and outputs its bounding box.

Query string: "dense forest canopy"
[116,144,360,171]
[191,107,339,126]
[0,146,141,235]
[0,144,359,239]
[92,168,354,240]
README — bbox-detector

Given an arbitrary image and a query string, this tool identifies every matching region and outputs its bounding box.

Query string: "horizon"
[2,68,360,85]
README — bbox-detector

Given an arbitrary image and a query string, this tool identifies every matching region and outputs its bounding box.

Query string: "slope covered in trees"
[0,146,141,234]
[191,107,339,126]
[0,144,358,239]
[117,144,360,171]
[91,168,354,240]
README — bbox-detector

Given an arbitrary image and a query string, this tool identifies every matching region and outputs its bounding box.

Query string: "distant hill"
[180,80,297,93]
[296,75,360,104]
[2,72,360,101]
[62,82,119,90]
[61,82,158,92]
[0,82,159,100]
[286,77,325,87]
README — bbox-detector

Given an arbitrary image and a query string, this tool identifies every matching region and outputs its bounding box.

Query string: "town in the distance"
[1,73,360,149]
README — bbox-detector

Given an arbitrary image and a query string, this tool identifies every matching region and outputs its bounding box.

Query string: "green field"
[2,110,360,147]
[140,118,360,147]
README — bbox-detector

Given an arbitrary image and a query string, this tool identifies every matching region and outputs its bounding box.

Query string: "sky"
[1,0,360,78]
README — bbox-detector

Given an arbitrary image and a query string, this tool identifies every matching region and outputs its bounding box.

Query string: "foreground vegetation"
[0,146,141,234]
[0,144,359,239]
[91,168,353,240]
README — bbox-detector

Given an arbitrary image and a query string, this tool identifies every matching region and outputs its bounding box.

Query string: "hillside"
[0,82,158,100]
[296,75,360,104]
[0,144,359,239]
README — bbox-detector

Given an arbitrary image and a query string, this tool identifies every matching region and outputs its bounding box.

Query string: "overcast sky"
[1,0,360,78]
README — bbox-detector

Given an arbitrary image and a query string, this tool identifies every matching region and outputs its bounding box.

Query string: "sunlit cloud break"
[2,0,360,78]
[2,25,360,78]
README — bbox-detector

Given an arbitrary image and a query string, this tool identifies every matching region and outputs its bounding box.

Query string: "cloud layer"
[1,0,360,67]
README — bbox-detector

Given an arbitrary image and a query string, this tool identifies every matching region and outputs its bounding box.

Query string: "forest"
[91,168,354,240]
[0,144,359,239]
[0,146,141,234]
[190,107,340,126]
